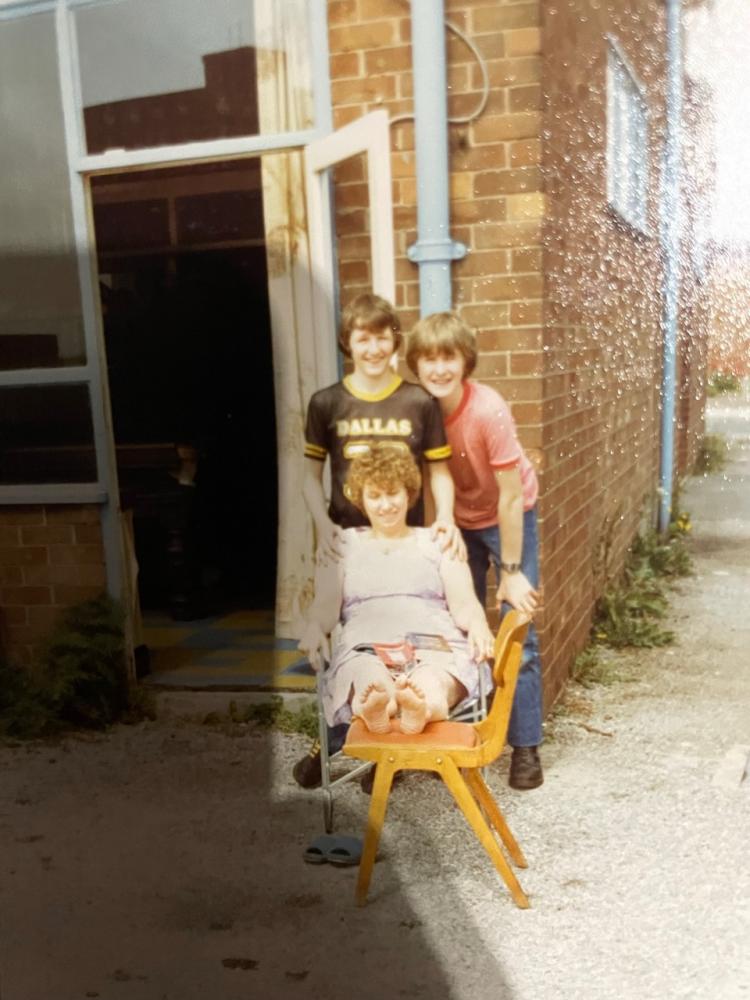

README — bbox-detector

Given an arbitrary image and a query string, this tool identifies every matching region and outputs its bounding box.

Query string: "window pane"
[606,43,649,234]
[0,385,97,484]
[0,12,87,370]
[76,0,315,155]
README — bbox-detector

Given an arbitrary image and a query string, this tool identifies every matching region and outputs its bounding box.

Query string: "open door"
[304,108,396,387]
[271,110,395,639]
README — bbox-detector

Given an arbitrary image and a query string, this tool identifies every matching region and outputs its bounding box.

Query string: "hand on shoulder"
[430,520,467,561]
[315,520,346,566]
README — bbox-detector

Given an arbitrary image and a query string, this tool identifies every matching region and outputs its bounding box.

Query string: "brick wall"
[0,506,106,666]
[327,0,549,678]
[327,0,707,713]
[539,2,672,701]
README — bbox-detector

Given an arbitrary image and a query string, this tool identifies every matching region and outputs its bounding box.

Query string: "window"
[74,0,316,156]
[0,11,87,372]
[606,38,650,234]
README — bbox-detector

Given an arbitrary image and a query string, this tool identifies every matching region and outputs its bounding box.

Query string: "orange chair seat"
[345,716,479,750]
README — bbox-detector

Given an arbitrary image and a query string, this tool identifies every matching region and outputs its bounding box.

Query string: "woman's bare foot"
[395,676,428,734]
[357,683,394,733]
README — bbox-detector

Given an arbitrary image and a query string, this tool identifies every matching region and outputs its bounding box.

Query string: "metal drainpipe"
[658,0,683,534]
[407,0,466,314]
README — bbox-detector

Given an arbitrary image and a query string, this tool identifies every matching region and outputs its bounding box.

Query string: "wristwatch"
[500,562,521,574]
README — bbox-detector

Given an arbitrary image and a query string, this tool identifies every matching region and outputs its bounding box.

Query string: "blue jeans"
[461,507,542,748]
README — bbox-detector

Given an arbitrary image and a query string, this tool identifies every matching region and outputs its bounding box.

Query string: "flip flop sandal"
[325,835,363,867]
[304,834,338,865]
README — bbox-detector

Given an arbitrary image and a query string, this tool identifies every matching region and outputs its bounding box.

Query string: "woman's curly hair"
[344,442,422,513]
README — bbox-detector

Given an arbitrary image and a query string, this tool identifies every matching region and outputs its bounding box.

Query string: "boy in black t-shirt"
[294,293,462,789]
[303,293,459,558]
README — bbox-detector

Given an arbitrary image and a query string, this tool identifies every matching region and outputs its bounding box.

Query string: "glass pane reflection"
[76,0,315,154]
[0,12,86,370]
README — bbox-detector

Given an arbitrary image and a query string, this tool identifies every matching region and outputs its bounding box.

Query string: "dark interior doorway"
[92,160,277,621]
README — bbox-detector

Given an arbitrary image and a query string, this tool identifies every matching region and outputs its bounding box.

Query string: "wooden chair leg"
[441,761,530,909]
[355,762,395,906]
[464,769,528,868]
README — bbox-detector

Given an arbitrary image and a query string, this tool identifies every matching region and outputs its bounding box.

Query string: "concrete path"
[1,395,748,1000]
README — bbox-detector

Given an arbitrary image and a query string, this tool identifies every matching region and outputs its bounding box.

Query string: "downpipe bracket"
[407,239,467,264]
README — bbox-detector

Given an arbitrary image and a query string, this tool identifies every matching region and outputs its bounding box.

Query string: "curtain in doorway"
[255,0,319,638]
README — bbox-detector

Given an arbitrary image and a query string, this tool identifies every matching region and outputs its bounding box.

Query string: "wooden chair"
[314,656,489,834]
[342,611,531,908]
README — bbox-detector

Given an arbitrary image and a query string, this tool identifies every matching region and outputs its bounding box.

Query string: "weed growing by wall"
[706,372,740,397]
[0,595,152,740]
[694,434,729,474]
[571,507,694,686]
[202,696,319,741]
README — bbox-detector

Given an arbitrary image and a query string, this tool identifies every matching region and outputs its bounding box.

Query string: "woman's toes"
[359,683,393,734]
[397,680,428,734]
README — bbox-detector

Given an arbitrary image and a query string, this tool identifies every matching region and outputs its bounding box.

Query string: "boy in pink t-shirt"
[407,312,544,790]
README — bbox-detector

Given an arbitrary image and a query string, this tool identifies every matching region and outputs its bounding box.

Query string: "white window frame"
[606,35,651,235]
[304,109,396,388]
[0,0,332,599]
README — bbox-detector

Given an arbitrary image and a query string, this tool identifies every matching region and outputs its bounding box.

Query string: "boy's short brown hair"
[405,311,477,377]
[339,293,402,357]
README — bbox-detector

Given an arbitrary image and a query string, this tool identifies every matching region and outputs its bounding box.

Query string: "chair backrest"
[475,611,530,766]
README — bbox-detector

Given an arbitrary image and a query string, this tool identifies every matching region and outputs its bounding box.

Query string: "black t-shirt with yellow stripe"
[304,374,451,528]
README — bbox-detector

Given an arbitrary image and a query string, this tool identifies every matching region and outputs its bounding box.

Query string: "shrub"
[706,372,740,397]
[0,595,144,741]
[694,434,729,475]
[582,508,693,664]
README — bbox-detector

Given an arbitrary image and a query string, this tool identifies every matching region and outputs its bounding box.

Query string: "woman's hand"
[496,571,539,616]
[298,622,331,673]
[430,520,467,561]
[467,615,494,662]
[316,519,345,565]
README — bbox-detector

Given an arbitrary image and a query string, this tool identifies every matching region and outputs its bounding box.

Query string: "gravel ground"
[1,405,748,1000]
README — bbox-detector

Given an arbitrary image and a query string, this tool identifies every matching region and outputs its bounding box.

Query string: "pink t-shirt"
[444,381,539,529]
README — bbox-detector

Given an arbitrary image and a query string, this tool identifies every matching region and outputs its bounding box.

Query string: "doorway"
[92,159,278,677]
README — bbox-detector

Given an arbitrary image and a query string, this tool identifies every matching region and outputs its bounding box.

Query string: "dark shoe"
[509,746,543,790]
[293,741,322,789]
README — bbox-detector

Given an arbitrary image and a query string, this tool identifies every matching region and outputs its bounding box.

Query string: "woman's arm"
[297,541,346,671]
[440,554,494,661]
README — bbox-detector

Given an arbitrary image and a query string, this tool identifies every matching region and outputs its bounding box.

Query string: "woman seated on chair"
[298,442,494,736]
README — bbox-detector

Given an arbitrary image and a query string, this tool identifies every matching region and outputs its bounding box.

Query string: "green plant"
[706,372,740,397]
[631,528,692,578]
[0,595,147,741]
[0,661,53,740]
[589,520,693,651]
[571,647,614,687]
[694,434,729,475]
[225,696,319,740]
[35,595,129,729]
[593,580,674,649]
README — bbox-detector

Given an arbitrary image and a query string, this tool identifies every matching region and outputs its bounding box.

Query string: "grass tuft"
[217,696,319,741]
[694,434,730,475]
[706,372,740,397]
